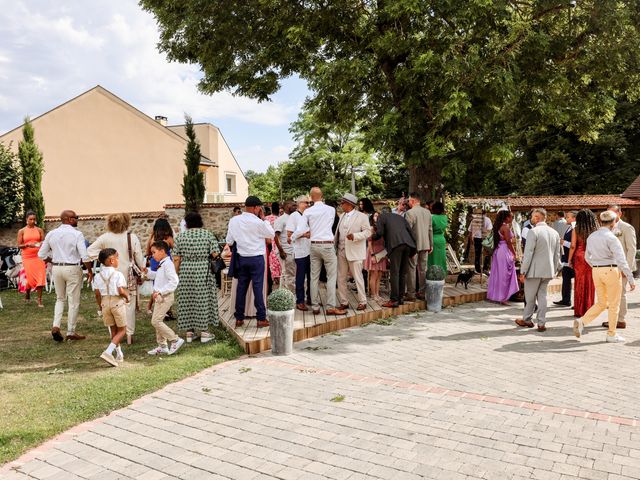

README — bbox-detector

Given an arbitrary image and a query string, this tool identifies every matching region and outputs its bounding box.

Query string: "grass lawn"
[0,287,243,465]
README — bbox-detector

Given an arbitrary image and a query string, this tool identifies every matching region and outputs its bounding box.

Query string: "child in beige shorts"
[93,248,129,367]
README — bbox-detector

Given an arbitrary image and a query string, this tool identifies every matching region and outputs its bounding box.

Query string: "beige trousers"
[310,243,337,309]
[151,293,178,347]
[52,265,83,335]
[337,249,366,305]
[619,277,628,323]
[125,289,137,336]
[581,267,623,337]
[279,252,296,294]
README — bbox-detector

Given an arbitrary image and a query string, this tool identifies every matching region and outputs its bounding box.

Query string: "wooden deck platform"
[219,278,562,354]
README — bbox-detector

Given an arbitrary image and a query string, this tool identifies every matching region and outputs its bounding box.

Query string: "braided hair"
[575,209,598,241]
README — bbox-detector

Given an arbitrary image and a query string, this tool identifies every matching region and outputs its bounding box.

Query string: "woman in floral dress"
[173,212,220,343]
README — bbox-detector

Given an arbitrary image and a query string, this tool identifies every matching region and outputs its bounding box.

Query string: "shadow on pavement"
[494,339,595,353]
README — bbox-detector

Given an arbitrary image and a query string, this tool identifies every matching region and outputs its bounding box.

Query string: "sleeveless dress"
[265,214,281,279]
[365,237,388,271]
[21,227,46,289]
[427,214,448,272]
[573,237,594,317]
[486,228,519,302]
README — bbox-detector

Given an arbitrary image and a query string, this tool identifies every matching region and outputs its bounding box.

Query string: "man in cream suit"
[515,208,561,332]
[602,205,638,329]
[405,192,433,300]
[335,193,371,311]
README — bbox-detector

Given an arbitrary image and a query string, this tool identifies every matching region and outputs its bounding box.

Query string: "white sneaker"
[186,332,199,343]
[606,334,625,343]
[100,351,118,367]
[201,332,214,344]
[168,338,185,355]
[116,353,124,363]
[573,319,583,338]
[147,345,169,355]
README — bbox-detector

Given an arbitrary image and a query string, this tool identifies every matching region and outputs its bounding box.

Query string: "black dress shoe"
[553,301,571,307]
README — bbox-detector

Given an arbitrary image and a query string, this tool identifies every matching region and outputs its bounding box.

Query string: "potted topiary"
[267,288,296,355]
[425,265,446,312]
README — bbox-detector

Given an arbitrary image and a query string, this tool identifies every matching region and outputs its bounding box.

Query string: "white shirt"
[38,224,89,264]
[146,257,179,295]
[295,201,335,242]
[286,211,311,258]
[585,227,635,285]
[469,215,492,239]
[226,212,275,257]
[92,266,127,296]
[274,213,292,253]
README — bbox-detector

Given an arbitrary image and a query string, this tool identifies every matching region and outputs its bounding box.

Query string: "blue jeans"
[295,255,311,305]
[234,255,266,321]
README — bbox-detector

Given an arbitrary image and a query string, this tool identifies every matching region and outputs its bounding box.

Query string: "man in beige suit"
[405,192,433,300]
[515,208,561,332]
[602,205,638,329]
[335,193,372,310]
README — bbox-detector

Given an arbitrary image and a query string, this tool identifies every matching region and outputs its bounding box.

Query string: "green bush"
[426,265,446,281]
[267,288,295,311]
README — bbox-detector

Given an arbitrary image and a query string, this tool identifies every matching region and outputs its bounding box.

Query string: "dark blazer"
[374,212,416,255]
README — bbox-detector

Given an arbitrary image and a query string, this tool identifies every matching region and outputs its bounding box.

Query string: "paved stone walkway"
[3,288,640,479]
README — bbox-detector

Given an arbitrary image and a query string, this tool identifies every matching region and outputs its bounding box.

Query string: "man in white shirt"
[574,210,636,343]
[293,187,346,315]
[335,193,371,310]
[287,195,312,310]
[38,210,93,342]
[226,196,275,327]
[274,201,295,293]
[468,209,492,273]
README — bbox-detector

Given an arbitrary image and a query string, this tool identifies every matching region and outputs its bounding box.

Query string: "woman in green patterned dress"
[173,212,220,343]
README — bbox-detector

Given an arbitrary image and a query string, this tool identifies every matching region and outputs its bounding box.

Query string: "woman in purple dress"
[487,210,519,305]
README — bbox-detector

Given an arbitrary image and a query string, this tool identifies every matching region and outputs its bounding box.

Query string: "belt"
[593,264,617,268]
[52,262,80,266]
[311,240,334,244]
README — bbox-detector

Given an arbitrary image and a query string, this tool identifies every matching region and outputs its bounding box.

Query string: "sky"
[0,0,309,173]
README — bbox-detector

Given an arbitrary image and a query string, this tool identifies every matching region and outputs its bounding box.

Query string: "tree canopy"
[142,0,640,199]
[0,142,22,228]
[19,118,45,227]
[182,114,205,212]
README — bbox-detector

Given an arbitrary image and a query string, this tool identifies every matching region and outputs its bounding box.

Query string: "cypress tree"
[182,114,205,213]
[19,117,45,227]
[0,142,22,227]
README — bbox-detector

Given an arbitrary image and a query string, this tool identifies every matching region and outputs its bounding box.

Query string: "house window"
[225,173,236,194]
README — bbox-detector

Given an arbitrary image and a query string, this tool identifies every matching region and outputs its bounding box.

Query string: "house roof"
[463,195,640,210]
[622,175,640,198]
[0,85,216,167]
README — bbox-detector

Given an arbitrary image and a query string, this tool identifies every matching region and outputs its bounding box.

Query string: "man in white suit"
[602,205,638,329]
[405,192,433,300]
[335,193,372,311]
[515,208,562,332]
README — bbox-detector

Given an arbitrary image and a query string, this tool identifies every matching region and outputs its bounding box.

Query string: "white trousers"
[52,265,83,335]
[337,249,366,305]
[279,252,296,293]
[125,290,137,336]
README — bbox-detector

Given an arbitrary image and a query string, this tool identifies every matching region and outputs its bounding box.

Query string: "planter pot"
[268,309,295,355]
[425,279,445,312]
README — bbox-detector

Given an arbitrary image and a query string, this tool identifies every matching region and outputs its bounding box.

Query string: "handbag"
[373,248,388,263]
[127,232,144,290]
[482,231,494,250]
[209,254,226,275]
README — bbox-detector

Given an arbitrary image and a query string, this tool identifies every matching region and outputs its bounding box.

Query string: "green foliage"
[182,114,205,212]
[18,118,44,227]
[267,288,296,311]
[142,0,640,198]
[0,143,22,227]
[426,265,446,281]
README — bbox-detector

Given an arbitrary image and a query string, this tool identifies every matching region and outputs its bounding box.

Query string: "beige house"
[0,85,248,216]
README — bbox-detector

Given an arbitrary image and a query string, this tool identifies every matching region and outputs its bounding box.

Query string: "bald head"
[310,187,323,202]
[60,210,78,225]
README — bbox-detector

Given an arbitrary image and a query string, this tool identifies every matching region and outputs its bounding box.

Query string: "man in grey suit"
[515,208,561,332]
[404,192,433,300]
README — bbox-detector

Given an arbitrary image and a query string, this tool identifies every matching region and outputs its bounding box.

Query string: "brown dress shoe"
[515,319,534,328]
[602,321,626,329]
[404,295,416,302]
[65,333,86,341]
[382,301,399,308]
[235,319,245,327]
[537,325,547,332]
[339,304,349,310]
[51,326,63,343]
[296,303,308,311]
[326,308,346,315]
[356,304,367,311]
[256,320,270,328]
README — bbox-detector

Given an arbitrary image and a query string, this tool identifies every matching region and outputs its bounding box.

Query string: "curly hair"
[152,218,173,242]
[106,213,131,234]
[575,209,598,241]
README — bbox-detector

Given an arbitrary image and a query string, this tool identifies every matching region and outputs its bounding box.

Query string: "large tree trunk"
[408,161,443,201]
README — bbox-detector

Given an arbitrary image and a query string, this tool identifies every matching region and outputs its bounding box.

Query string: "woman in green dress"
[173,212,220,343]
[428,201,448,273]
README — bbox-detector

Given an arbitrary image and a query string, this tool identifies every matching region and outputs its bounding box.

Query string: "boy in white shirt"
[93,248,129,367]
[145,241,184,356]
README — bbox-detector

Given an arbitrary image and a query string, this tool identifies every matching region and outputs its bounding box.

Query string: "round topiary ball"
[267,288,296,311]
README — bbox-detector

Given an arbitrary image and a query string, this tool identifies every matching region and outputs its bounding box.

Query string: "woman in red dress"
[17,211,47,307]
[569,209,598,318]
